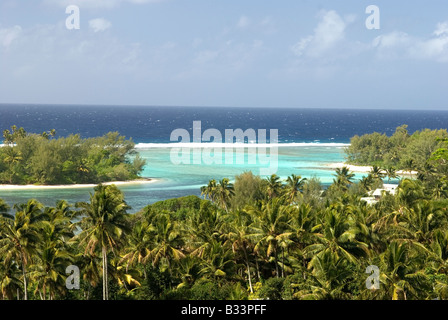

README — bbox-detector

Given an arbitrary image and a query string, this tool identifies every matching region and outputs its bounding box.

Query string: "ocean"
[1,104,448,213]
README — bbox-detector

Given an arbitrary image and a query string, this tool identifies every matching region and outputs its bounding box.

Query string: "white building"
[361,184,398,205]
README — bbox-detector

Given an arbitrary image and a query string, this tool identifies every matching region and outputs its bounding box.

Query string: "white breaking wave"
[134,142,350,149]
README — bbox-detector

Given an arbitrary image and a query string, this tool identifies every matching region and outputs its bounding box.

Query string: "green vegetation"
[2,125,448,300]
[2,165,448,300]
[0,126,146,185]
[345,125,448,198]
[345,124,448,171]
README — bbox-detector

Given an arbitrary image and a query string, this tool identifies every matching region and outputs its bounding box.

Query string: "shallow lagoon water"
[0,145,367,213]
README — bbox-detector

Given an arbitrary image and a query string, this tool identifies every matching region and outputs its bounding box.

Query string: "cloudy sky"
[0,0,447,109]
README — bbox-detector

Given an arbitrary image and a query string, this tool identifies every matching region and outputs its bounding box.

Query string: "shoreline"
[0,178,159,191]
[324,162,418,175]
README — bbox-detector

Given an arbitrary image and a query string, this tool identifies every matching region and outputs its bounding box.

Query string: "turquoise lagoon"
[0,145,364,213]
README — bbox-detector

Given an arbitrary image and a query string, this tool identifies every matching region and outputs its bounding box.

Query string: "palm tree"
[148,213,185,271]
[284,174,307,205]
[0,200,44,300]
[201,179,217,202]
[432,179,448,200]
[384,166,398,183]
[120,219,153,278]
[199,240,235,280]
[265,174,283,200]
[403,159,417,178]
[215,178,235,212]
[290,203,318,266]
[370,165,385,181]
[223,210,255,292]
[31,221,74,300]
[247,199,293,278]
[30,202,76,300]
[304,201,369,265]
[186,204,226,259]
[396,179,425,207]
[360,174,375,192]
[333,167,355,192]
[74,184,130,300]
[305,248,353,299]
[378,241,430,300]
[0,258,22,300]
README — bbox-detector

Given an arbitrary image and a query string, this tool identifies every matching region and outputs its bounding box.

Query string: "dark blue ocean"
[2,104,448,144]
[1,104,448,212]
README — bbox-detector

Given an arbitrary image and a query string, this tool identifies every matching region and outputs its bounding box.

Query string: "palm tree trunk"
[243,247,253,293]
[21,253,27,300]
[255,258,261,281]
[102,246,108,300]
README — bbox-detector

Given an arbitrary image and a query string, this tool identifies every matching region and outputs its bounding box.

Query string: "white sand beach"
[0,178,159,191]
[324,162,418,175]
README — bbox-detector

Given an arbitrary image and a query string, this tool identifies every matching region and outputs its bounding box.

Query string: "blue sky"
[0,0,447,109]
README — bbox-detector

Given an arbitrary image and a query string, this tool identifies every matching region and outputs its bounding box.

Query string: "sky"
[0,0,447,109]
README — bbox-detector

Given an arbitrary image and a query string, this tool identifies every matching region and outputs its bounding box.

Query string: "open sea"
[1,104,448,213]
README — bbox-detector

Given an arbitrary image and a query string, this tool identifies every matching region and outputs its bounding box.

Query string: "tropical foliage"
[1,168,448,300]
[2,126,448,300]
[0,126,146,184]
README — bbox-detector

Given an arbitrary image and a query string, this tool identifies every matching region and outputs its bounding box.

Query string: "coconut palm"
[0,258,22,300]
[370,165,385,181]
[74,184,130,300]
[304,201,369,266]
[198,240,235,280]
[148,213,185,271]
[265,174,283,200]
[31,221,74,300]
[384,166,398,183]
[186,204,226,259]
[332,167,355,192]
[396,179,425,207]
[0,200,44,300]
[215,178,235,212]
[201,179,217,202]
[432,179,448,200]
[223,210,255,292]
[247,198,293,278]
[403,159,417,178]
[284,174,307,205]
[378,241,431,300]
[304,248,354,299]
[120,219,153,278]
[360,174,375,192]
[30,201,76,300]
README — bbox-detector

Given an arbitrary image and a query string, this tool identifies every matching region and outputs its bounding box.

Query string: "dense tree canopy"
[2,126,448,300]
[0,126,146,185]
[345,125,448,172]
[1,166,448,300]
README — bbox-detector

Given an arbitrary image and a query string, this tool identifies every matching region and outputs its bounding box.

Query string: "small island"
[0,125,147,185]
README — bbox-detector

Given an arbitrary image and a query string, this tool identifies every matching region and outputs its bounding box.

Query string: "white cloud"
[89,18,112,32]
[291,10,348,59]
[237,15,250,29]
[434,22,448,36]
[372,22,448,63]
[291,36,312,57]
[0,25,21,48]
